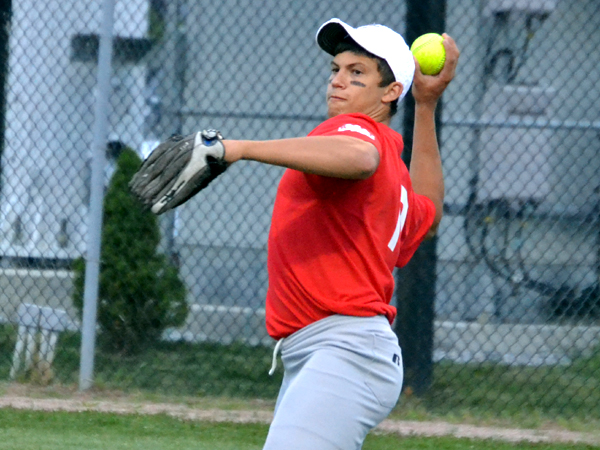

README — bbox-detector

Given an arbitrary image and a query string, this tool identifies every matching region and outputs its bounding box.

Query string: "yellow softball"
[410,33,446,76]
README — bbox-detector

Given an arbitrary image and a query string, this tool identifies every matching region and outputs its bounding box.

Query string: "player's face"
[326,51,387,119]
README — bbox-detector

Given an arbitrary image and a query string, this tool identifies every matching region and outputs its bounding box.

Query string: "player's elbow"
[352,142,380,179]
[424,207,443,240]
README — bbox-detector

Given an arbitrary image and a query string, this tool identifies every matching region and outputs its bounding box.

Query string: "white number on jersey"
[388,186,408,252]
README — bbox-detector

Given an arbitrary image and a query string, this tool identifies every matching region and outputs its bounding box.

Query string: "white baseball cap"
[316,18,415,101]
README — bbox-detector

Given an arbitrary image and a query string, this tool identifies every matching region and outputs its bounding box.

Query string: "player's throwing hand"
[411,34,460,106]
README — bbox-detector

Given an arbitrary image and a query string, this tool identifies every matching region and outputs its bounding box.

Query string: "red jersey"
[265,113,435,339]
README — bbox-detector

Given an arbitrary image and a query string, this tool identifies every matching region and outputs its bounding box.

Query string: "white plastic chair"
[10,303,69,379]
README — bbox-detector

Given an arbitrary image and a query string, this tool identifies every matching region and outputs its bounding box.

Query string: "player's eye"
[329,68,339,81]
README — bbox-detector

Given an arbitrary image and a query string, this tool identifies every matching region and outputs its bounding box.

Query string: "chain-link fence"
[0,0,598,421]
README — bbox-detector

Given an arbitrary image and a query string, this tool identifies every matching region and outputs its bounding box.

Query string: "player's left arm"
[409,34,459,239]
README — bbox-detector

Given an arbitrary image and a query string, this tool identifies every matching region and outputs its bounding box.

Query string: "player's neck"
[364,105,392,126]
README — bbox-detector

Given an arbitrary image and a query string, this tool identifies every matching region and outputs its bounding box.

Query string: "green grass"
[0,408,597,450]
[2,323,600,430]
[0,408,267,450]
[419,352,600,428]
[0,325,283,398]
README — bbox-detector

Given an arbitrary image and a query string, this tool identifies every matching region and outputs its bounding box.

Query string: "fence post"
[0,3,10,169]
[395,0,446,396]
[79,0,115,391]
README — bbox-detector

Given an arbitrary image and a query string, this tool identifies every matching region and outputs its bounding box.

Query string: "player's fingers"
[410,55,428,95]
[440,34,460,81]
[441,35,460,65]
[412,55,423,82]
[413,55,421,72]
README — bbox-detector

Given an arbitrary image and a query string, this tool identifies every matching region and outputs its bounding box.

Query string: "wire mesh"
[0,0,598,421]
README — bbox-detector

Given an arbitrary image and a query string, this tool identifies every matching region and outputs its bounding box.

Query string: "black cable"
[464,200,598,320]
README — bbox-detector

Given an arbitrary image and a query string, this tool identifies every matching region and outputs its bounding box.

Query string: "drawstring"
[269,338,284,376]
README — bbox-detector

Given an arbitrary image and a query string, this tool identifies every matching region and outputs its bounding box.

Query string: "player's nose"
[329,71,347,88]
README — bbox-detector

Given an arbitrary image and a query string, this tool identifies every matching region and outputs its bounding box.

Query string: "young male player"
[136,17,459,450]
[220,18,459,450]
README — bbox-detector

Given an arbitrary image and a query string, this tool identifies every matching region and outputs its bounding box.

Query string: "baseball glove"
[129,129,228,215]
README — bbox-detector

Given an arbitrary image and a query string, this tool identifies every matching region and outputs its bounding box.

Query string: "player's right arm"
[409,34,459,238]
[223,135,379,180]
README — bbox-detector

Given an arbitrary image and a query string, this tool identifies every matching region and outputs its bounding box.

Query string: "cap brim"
[316,19,356,55]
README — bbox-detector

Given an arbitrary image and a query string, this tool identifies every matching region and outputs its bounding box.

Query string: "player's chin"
[327,104,346,118]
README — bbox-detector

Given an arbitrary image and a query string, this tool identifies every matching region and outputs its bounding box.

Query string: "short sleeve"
[308,113,383,153]
[395,192,436,268]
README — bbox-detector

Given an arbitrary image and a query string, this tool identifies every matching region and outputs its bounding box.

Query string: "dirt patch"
[374,420,599,445]
[0,387,598,446]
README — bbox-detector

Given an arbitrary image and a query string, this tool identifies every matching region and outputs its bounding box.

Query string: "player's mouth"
[328,95,346,102]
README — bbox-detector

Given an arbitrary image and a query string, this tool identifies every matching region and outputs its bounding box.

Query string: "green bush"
[73,147,188,354]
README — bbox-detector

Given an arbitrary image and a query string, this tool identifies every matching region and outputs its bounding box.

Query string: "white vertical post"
[79,0,115,391]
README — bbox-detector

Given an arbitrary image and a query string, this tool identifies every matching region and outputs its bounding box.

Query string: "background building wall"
[438,0,600,323]
[0,0,148,261]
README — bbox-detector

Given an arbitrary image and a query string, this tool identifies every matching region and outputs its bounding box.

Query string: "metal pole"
[396,0,446,397]
[164,0,187,262]
[79,0,115,391]
[0,3,10,174]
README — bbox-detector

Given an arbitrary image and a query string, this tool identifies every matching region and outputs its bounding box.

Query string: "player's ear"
[382,81,403,104]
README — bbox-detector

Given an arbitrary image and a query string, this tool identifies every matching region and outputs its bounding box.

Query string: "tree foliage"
[73,147,188,354]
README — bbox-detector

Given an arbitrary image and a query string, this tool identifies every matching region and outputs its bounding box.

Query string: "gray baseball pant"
[263,314,403,450]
